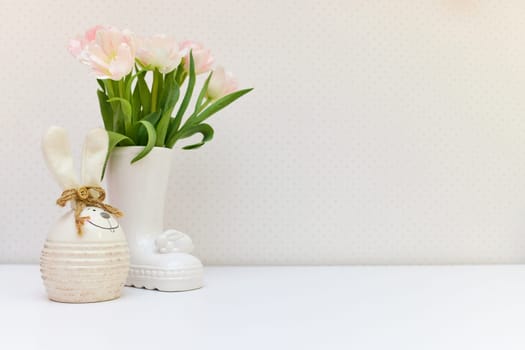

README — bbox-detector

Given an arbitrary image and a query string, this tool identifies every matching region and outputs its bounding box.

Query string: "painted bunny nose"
[100,212,110,219]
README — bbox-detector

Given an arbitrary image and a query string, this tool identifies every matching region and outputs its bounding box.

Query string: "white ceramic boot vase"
[106,146,203,291]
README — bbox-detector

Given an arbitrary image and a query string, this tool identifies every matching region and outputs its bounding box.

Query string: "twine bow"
[56,186,123,235]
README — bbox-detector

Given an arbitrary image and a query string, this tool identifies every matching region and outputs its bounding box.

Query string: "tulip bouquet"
[69,25,252,162]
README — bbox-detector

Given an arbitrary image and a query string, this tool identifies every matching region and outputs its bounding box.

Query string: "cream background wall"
[1,0,525,264]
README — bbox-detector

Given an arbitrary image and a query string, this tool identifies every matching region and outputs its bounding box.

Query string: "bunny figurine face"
[48,207,125,242]
[82,207,120,232]
[77,206,124,241]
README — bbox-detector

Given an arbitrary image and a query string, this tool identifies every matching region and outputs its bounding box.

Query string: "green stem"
[151,69,160,112]
[104,80,115,97]
[118,79,125,98]
[103,80,117,130]
[112,80,120,98]
[174,66,182,83]
[177,71,187,86]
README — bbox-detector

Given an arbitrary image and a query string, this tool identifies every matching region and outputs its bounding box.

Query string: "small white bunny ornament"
[40,127,130,303]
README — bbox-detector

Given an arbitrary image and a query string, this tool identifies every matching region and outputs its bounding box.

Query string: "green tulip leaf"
[194,71,213,115]
[159,70,176,108]
[178,123,214,150]
[107,97,132,118]
[132,120,157,163]
[97,90,113,131]
[137,73,151,115]
[188,88,253,127]
[126,70,145,100]
[97,79,106,92]
[101,131,135,179]
[171,51,196,133]
[107,97,132,134]
[156,74,180,146]
[137,111,161,145]
[132,82,141,121]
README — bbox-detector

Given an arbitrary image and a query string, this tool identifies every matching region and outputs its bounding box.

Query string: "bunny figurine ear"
[81,128,109,186]
[42,127,80,189]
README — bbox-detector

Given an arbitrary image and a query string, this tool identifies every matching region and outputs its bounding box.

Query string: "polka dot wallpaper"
[2,0,525,264]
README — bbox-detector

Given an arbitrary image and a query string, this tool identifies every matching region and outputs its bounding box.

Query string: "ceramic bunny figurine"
[40,127,130,303]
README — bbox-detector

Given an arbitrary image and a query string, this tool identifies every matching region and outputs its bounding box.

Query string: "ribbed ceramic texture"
[40,241,130,303]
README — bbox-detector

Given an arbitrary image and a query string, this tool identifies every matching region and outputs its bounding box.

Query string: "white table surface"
[1,265,525,350]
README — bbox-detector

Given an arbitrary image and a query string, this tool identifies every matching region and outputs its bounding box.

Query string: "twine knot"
[76,186,89,200]
[56,186,123,235]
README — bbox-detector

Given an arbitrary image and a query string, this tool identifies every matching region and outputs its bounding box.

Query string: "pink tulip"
[206,66,238,100]
[180,41,214,74]
[68,25,106,61]
[136,34,181,74]
[69,26,136,81]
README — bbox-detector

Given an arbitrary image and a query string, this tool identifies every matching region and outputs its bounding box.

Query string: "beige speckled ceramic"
[40,240,129,303]
[40,209,130,303]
